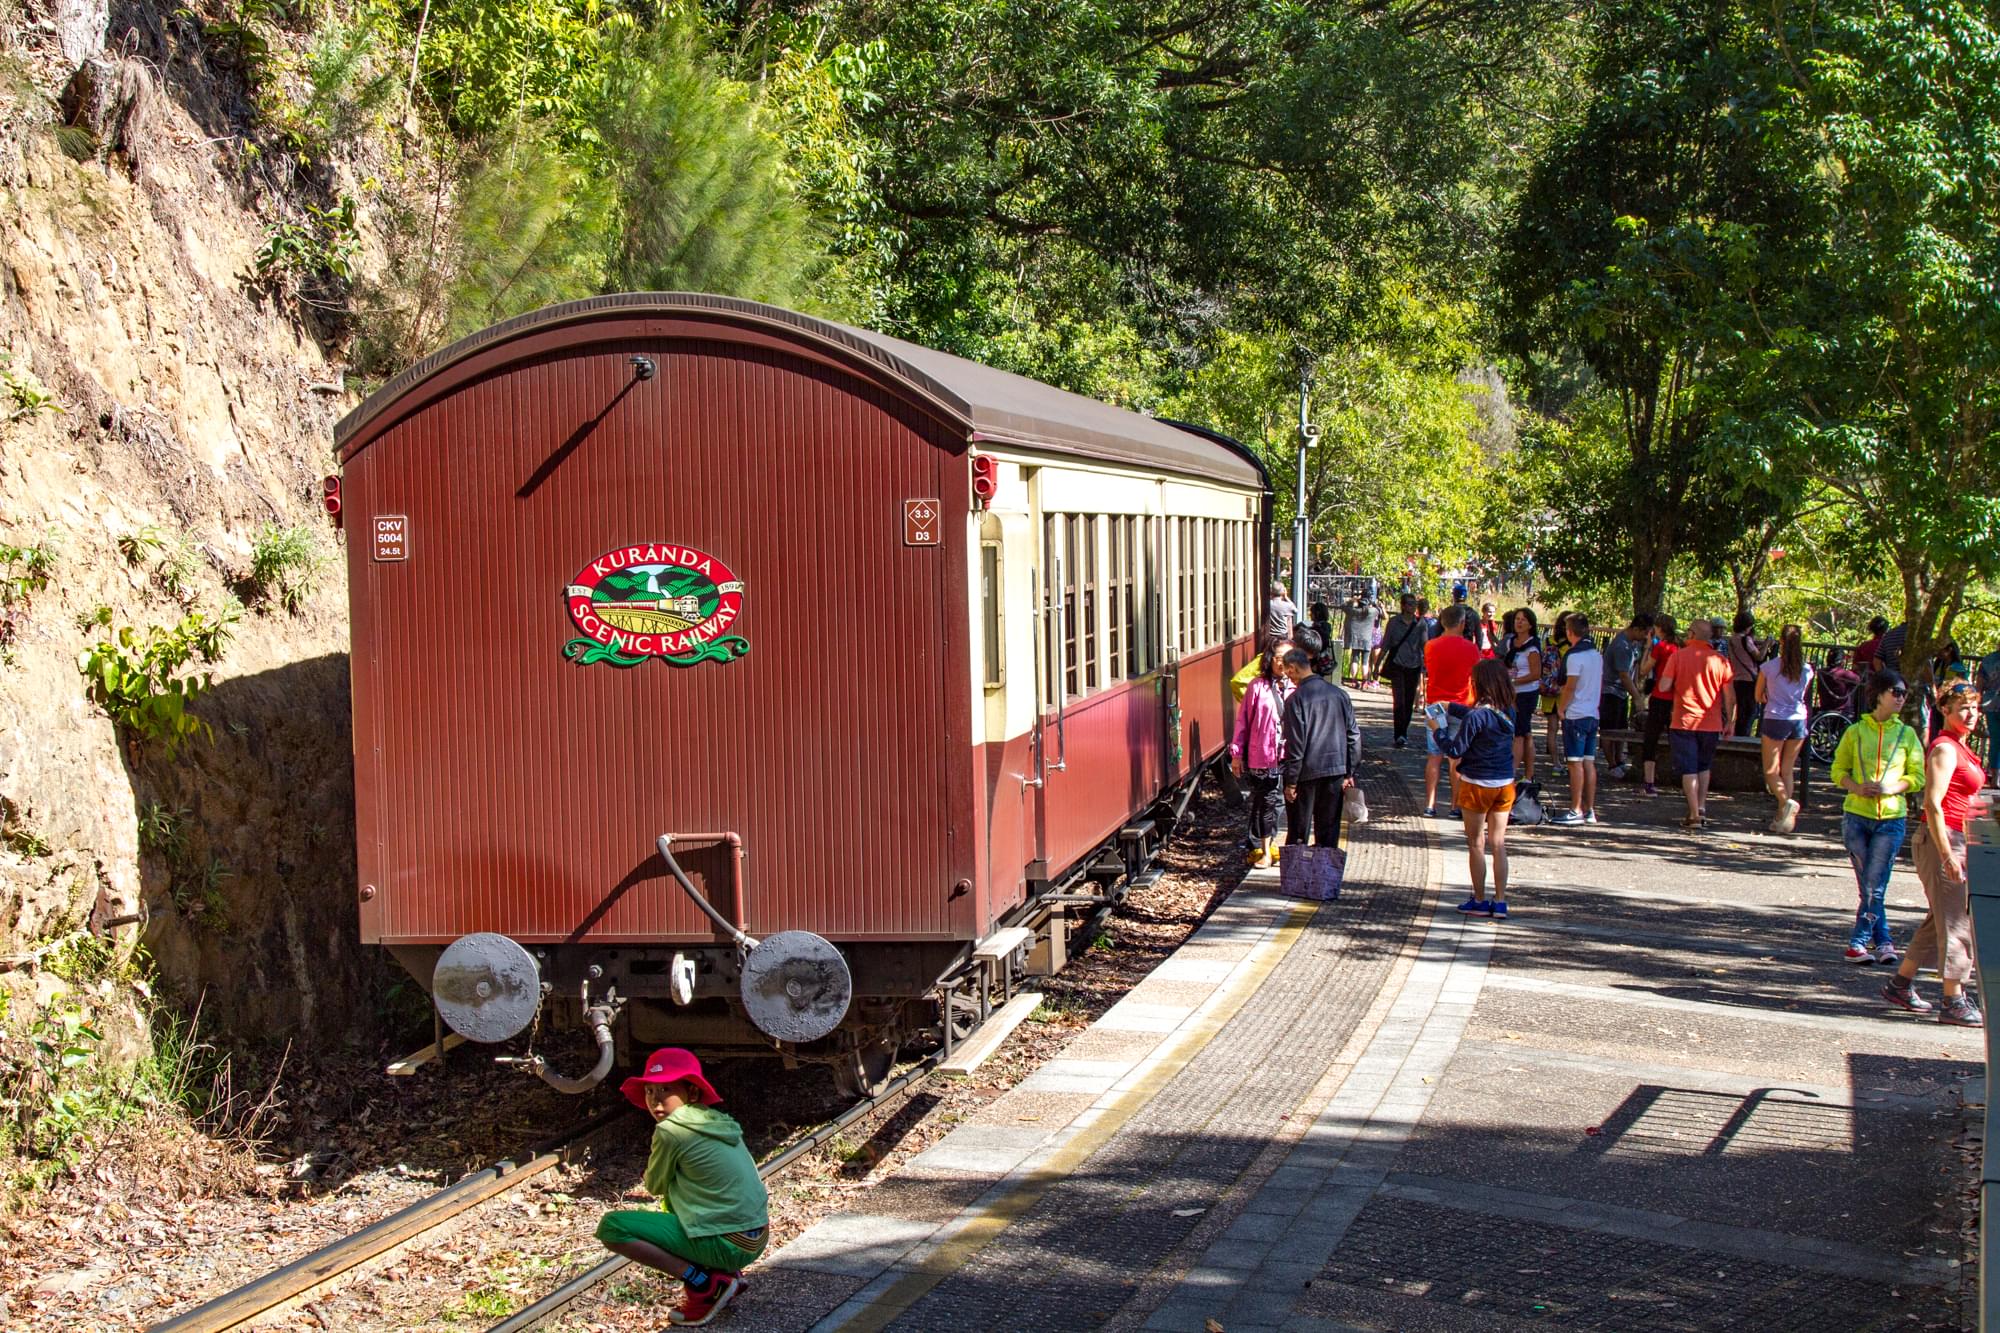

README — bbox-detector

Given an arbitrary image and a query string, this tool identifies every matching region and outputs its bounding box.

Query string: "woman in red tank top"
[1884,682,1991,1024]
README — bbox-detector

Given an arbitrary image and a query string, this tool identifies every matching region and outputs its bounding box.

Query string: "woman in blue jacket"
[1428,658,1519,919]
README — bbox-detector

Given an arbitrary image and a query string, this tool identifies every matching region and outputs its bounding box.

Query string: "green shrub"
[137,802,190,861]
[116,526,165,566]
[170,857,233,933]
[154,536,204,605]
[0,538,55,608]
[0,536,57,663]
[253,195,360,291]
[248,523,324,613]
[0,350,62,421]
[79,610,236,755]
[2,953,276,1186]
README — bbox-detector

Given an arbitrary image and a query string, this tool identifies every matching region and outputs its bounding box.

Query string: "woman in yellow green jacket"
[1828,671,1926,965]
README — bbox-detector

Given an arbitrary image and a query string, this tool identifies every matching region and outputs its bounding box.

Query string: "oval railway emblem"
[562,542,749,668]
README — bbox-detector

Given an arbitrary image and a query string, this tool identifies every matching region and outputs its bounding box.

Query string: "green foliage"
[710,0,1578,361]
[170,857,234,933]
[138,802,191,862]
[0,537,55,608]
[269,20,399,162]
[358,20,849,371]
[253,196,362,291]
[1165,287,1489,583]
[1,823,52,858]
[600,26,834,307]
[1,350,62,420]
[8,996,110,1165]
[413,0,641,147]
[153,534,205,606]
[248,523,325,613]
[2,964,277,1184]
[79,610,236,755]
[1724,0,2000,671]
[137,803,230,931]
[1495,0,1805,615]
[117,526,166,567]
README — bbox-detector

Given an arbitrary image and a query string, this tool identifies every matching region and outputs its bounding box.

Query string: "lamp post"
[1293,349,1318,612]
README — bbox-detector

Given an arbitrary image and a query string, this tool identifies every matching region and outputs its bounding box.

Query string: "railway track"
[145,1103,639,1333]
[139,1061,937,1333]
[485,1059,938,1333]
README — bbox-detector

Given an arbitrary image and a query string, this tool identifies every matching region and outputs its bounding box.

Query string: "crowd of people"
[1241,581,1994,1024]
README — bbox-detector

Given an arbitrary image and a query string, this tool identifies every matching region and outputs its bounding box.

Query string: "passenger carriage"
[334,294,1271,1095]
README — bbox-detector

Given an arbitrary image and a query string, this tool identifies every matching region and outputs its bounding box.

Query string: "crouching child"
[595,1048,769,1327]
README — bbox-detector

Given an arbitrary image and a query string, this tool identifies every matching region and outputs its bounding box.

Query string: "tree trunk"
[1629,508,1675,617]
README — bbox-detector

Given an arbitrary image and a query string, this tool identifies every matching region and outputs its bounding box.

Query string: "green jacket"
[641,1105,768,1238]
[1829,715,1926,820]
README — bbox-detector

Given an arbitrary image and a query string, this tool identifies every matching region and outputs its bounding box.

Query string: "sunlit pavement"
[740,687,1975,1332]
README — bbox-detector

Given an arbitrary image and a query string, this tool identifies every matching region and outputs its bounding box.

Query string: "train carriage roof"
[335,293,1267,490]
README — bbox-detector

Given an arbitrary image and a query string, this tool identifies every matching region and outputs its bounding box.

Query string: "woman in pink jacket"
[1230,644,1297,867]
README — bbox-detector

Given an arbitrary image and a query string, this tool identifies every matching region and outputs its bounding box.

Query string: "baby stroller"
[1806,651,1861,767]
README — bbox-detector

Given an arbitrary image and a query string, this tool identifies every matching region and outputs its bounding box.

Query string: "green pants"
[595,1208,767,1273]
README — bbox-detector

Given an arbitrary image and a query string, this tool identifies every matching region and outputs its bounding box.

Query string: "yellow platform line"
[831,897,1321,1332]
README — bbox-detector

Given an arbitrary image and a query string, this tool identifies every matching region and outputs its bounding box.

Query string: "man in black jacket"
[1280,648,1362,848]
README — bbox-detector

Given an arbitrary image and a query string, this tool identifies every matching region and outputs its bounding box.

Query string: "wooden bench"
[1593,728,1811,797]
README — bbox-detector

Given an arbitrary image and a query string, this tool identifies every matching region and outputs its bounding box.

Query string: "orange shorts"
[1454,780,1516,815]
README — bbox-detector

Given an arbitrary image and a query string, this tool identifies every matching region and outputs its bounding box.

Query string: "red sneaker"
[667,1272,742,1326]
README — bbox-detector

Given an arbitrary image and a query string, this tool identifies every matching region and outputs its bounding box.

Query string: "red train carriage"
[335,294,1270,1094]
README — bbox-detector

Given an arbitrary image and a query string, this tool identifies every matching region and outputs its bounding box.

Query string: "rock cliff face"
[0,3,390,1049]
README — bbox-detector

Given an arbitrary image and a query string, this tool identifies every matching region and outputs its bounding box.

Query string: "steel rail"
[146,1103,639,1333]
[485,1060,938,1333]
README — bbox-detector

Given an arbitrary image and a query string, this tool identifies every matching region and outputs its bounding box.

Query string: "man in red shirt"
[1656,619,1737,828]
[1423,604,1480,817]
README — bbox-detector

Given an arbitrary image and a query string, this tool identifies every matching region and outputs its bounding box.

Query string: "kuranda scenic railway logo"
[563,543,749,668]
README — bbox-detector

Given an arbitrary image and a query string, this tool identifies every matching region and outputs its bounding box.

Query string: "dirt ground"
[0,780,1247,1332]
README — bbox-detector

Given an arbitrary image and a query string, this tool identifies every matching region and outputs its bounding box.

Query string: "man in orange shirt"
[1656,619,1737,828]
[1423,604,1480,817]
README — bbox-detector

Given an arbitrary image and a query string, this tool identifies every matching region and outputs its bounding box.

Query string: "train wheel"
[832,1036,898,1100]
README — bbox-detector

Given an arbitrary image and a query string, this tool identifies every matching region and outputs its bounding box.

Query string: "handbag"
[1510,780,1545,826]
[1279,843,1346,901]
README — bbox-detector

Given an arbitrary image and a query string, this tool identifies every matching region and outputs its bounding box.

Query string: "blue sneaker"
[1489,900,1509,920]
[1456,896,1486,914]
[1549,809,1585,826]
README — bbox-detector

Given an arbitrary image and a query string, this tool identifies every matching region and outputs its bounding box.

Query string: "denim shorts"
[1669,728,1720,775]
[1760,717,1805,741]
[1561,716,1599,760]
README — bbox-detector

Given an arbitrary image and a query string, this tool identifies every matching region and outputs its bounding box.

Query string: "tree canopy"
[294,0,2000,660]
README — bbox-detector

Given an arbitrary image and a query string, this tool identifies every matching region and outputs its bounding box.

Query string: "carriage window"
[981,541,1002,688]
[1235,520,1248,634]
[1042,514,1061,707]
[1222,520,1235,640]
[1176,512,1192,648]
[1078,515,1099,694]
[1200,520,1216,644]
[1139,515,1157,672]
[1061,518,1079,699]
[1107,516,1127,681]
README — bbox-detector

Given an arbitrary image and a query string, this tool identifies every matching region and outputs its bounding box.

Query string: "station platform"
[744,694,1979,1332]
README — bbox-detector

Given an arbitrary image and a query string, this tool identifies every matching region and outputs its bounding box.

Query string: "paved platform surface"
[744,691,1980,1332]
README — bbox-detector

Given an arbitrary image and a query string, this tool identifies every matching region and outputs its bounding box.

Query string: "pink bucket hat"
[621,1047,721,1110]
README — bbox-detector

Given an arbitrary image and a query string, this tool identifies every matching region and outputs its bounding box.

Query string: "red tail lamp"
[970,454,999,508]
[322,474,343,528]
